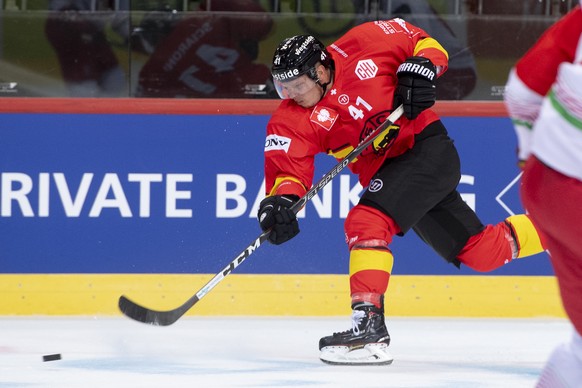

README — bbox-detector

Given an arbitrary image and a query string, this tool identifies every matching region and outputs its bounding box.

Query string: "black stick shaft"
[118,105,404,326]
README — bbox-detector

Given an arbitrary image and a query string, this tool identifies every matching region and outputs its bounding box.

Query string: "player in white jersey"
[504,5,582,387]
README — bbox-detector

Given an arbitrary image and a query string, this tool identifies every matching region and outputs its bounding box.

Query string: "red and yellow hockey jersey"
[264,19,449,198]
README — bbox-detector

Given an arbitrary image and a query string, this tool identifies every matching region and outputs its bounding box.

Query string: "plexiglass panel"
[0,0,574,99]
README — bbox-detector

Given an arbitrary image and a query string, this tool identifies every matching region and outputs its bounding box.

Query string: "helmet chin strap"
[317,80,330,95]
[315,69,334,102]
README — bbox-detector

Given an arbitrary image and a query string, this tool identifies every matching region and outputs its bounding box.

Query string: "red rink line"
[0,98,508,117]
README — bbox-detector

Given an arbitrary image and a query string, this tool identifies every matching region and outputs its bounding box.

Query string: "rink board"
[0,274,564,317]
[0,100,560,316]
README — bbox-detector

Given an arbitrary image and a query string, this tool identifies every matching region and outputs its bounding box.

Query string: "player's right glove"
[258,195,300,245]
[393,56,437,120]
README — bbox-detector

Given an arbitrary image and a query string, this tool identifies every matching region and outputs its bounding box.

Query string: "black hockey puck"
[42,354,62,362]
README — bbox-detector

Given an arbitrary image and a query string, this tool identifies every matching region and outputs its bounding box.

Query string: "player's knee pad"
[505,214,545,258]
[344,204,399,250]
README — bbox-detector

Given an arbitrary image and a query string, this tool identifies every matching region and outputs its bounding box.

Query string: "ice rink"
[0,316,573,387]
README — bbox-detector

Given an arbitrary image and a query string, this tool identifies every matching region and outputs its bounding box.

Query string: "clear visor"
[273,75,318,99]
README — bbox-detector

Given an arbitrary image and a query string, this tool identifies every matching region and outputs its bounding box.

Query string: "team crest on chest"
[360,110,400,156]
[310,106,339,131]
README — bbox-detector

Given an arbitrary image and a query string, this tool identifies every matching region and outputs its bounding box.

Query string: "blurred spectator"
[45,0,128,97]
[353,0,477,100]
[135,0,274,98]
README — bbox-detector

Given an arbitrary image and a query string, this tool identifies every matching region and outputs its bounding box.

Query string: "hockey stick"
[118,104,404,326]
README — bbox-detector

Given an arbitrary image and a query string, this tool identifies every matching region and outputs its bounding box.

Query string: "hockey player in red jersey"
[257,20,546,365]
[135,0,273,98]
[505,5,582,387]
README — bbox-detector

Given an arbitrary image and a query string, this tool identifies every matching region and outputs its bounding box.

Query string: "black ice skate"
[319,303,393,365]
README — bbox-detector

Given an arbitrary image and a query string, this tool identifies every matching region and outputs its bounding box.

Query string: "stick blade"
[118,295,184,326]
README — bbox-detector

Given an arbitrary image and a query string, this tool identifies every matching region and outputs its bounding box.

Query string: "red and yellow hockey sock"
[458,214,545,272]
[349,247,393,308]
[505,214,545,258]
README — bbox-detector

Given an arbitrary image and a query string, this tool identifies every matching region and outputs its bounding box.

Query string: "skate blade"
[319,343,394,366]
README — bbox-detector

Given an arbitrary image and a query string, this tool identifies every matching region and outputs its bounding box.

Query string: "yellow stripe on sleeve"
[269,176,306,196]
[413,37,449,59]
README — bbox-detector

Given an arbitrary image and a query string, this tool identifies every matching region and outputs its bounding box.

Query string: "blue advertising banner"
[0,113,551,275]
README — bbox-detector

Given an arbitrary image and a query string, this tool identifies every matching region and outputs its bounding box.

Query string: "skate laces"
[351,309,366,335]
[330,309,369,337]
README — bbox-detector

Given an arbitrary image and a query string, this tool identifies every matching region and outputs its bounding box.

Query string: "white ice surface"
[0,316,572,388]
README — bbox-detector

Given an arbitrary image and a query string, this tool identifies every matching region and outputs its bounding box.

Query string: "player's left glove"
[394,56,437,120]
[258,195,300,245]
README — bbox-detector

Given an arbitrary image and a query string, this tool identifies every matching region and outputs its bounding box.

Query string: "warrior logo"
[368,179,383,192]
[338,94,349,105]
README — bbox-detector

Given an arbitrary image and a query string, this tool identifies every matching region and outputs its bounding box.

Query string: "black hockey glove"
[258,195,300,245]
[394,56,437,120]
